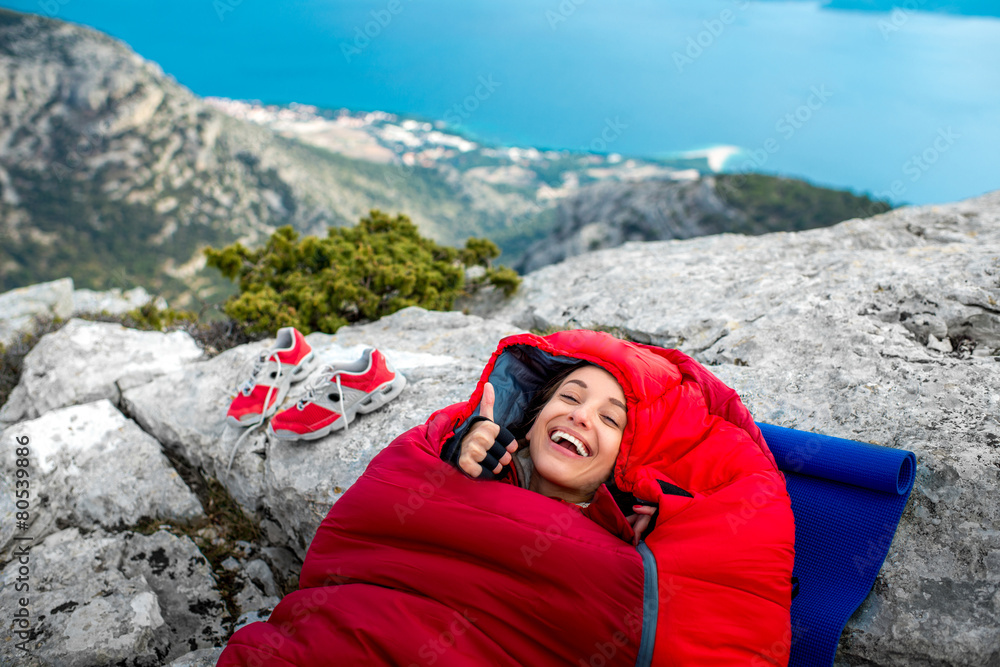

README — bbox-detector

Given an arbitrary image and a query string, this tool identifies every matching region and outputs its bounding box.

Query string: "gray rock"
[925,333,953,353]
[122,307,523,558]
[0,475,15,556]
[0,527,228,665]
[0,277,74,347]
[231,540,254,559]
[228,558,280,619]
[72,286,168,316]
[0,318,203,424]
[0,528,168,667]
[901,311,948,343]
[324,305,523,363]
[260,545,300,592]
[496,191,1000,666]
[166,647,224,667]
[120,338,277,514]
[233,580,279,620]
[243,558,279,598]
[120,530,227,661]
[233,609,271,634]
[0,399,203,556]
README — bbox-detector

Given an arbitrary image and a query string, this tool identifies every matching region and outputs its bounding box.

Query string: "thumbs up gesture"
[458,382,518,478]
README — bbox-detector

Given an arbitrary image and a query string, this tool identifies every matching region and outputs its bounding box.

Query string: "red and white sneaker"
[226,327,316,427]
[268,348,406,440]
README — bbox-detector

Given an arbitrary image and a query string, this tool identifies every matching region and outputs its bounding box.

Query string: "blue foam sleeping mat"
[755,423,917,667]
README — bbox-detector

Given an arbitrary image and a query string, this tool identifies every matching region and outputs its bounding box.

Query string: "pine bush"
[205,210,519,335]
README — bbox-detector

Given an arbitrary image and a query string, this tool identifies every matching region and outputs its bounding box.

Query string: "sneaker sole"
[268,373,407,441]
[357,373,407,415]
[226,351,316,427]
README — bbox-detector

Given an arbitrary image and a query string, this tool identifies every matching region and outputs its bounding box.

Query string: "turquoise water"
[3,0,998,206]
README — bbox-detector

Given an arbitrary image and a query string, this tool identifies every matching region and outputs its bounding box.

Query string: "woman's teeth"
[552,430,589,457]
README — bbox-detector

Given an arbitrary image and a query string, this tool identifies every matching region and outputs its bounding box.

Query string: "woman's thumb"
[480,382,495,421]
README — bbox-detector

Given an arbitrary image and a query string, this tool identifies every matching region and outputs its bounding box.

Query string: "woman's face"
[526,365,627,503]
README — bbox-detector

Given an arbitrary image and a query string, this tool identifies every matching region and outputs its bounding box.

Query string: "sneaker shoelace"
[239,351,274,395]
[298,364,350,434]
[225,351,284,480]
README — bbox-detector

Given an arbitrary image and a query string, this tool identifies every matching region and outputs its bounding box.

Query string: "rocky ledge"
[1,190,999,665]
[0,307,521,665]
[0,277,167,348]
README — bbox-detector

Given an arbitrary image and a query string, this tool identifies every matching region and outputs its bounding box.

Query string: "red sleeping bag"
[219,330,795,666]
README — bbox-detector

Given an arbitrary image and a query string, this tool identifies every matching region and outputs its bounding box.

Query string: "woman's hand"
[626,504,657,546]
[458,382,518,478]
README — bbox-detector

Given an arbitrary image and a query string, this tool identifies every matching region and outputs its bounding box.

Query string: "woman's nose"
[569,404,593,427]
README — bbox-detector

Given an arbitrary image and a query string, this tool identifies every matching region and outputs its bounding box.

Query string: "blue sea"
[3,0,998,206]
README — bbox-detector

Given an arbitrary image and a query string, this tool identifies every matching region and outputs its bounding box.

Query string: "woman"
[452,363,658,544]
[219,330,795,666]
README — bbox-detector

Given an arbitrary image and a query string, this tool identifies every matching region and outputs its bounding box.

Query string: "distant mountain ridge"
[0,8,709,304]
[821,0,1000,19]
[0,8,889,307]
[515,174,891,273]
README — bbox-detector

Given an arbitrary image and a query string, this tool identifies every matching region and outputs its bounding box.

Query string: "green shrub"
[205,210,520,335]
[121,302,198,331]
[484,266,521,297]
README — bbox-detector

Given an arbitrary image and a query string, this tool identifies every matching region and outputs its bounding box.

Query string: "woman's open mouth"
[549,429,591,457]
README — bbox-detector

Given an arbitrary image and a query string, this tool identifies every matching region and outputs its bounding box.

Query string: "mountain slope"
[0,10,545,304]
[515,174,891,273]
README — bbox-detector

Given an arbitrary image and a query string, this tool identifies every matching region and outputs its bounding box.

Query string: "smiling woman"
[453,361,661,547]
[458,364,631,501]
[219,329,796,666]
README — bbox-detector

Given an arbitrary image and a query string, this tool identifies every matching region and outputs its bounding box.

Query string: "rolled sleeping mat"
[760,423,916,495]
[755,422,917,667]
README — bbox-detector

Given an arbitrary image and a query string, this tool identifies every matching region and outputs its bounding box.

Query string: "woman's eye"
[560,393,579,403]
[603,415,619,428]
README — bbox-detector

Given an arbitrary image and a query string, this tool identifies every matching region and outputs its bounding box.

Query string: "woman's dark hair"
[507,361,590,441]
